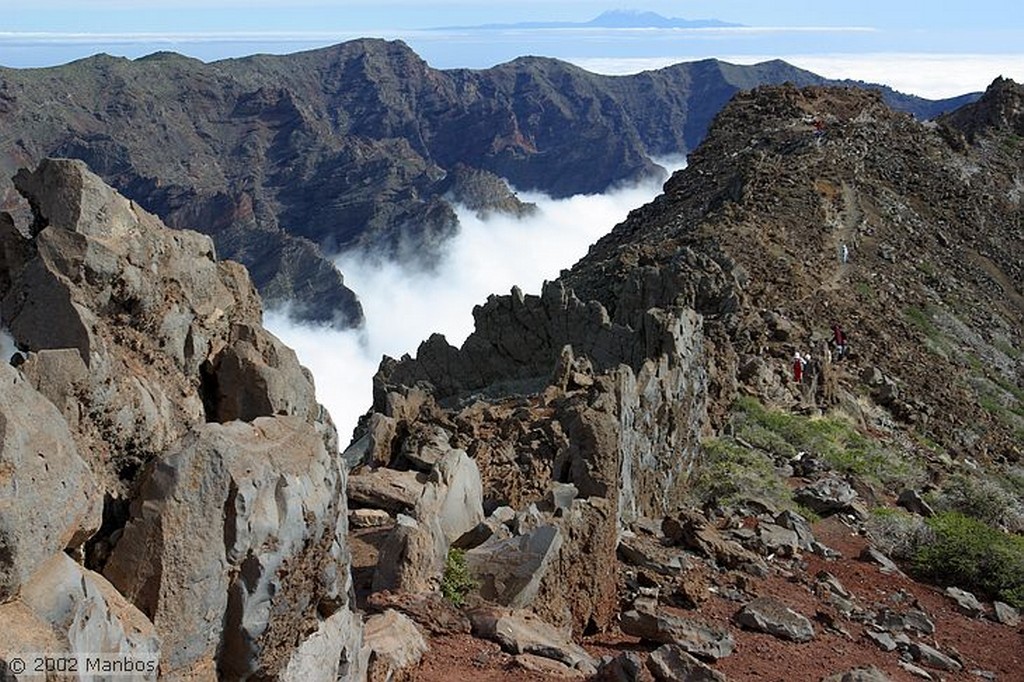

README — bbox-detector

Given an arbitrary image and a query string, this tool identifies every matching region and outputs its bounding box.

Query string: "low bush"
[865,507,927,559]
[927,472,1024,534]
[911,511,1024,608]
[441,548,477,607]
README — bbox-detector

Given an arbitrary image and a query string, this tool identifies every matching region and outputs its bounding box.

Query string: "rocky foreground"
[0,159,365,679]
[1,80,1023,681]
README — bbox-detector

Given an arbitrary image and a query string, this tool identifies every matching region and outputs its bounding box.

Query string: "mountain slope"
[339,79,1023,680]
[0,39,979,325]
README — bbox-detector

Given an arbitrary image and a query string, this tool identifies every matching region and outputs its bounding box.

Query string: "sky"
[2,1,1022,98]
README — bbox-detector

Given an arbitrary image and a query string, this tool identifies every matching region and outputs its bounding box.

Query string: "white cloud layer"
[0,325,17,364]
[266,168,678,445]
[569,53,1024,100]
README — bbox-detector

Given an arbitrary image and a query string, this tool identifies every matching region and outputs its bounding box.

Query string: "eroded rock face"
[0,552,159,671]
[0,362,101,602]
[103,416,353,679]
[0,159,363,680]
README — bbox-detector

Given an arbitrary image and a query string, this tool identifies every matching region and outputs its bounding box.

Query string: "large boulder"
[733,597,815,643]
[468,606,598,673]
[364,609,429,682]
[2,159,334,493]
[0,362,101,602]
[466,524,563,609]
[620,600,736,661]
[103,416,359,679]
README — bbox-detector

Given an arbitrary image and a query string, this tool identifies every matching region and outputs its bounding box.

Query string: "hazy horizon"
[2,3,1022,99]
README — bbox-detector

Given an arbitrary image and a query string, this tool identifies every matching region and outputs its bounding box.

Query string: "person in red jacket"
[792,352,805,383]
[832,324,847,360]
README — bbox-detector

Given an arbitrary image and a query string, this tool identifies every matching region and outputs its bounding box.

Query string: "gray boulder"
[347,468,427,514]
[646,644,727,681]
[595,652,654,682]
[733,597,815,643]
[620,601,735,661]
[364,609,429,682]
[371,514,446,594]
[896,489,934,517]
[944,586,984,617]
[794,477,858,516]
[103,416,358,679]
[280,607,368,682]
[466,524,563,608]
[0,362,101,602]
[419,448,485,544]
[468,606,597,672]
[774,509,817,550]
[993,600,1021,627]
[908,641,962,672]
[0,552,159,676]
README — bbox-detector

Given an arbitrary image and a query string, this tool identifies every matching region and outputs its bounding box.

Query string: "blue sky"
[1,1,1022,97]
[5,0,1022,32]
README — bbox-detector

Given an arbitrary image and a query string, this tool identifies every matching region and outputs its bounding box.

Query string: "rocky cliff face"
[0,41,977,325]
[0,159,365,680]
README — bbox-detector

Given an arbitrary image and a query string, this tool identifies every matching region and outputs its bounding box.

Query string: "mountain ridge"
[0,39,982,326]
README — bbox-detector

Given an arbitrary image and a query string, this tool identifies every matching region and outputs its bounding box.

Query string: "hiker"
[813,118,826,144]
[804,350,819,383]
[832,324,847,360]
[841,243,849,263]
[792,352,805,383]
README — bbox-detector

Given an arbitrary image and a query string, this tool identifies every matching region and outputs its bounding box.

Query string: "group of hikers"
[792,323,847,382]
[790,324,847,405]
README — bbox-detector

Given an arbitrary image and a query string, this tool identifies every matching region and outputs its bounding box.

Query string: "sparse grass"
[690,436,793,510]
[855,281,874,299]
[731,396,918,487]
[903,305,951,357]
[993,338,1022,360]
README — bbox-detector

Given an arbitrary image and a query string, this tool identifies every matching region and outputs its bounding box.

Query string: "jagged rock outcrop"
[0,159,364,679]
[0,42,976,324]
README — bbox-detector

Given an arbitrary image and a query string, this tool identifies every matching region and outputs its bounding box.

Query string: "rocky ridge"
[343,80,1024,680]
[1,78,1021,681]
[0,40,977,325]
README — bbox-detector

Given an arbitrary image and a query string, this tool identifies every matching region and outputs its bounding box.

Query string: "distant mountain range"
[0,40,979,327]
[438,9,743,31]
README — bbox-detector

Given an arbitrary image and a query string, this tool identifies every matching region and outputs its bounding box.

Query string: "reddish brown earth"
[405,517,1023,681]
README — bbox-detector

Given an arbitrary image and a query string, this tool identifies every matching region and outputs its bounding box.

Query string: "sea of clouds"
[266,165,682,445]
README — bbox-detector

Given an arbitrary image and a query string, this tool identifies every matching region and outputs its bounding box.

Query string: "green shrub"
[911,511,1024,608]
[441,548,477,607]
[928,473,1024,534]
